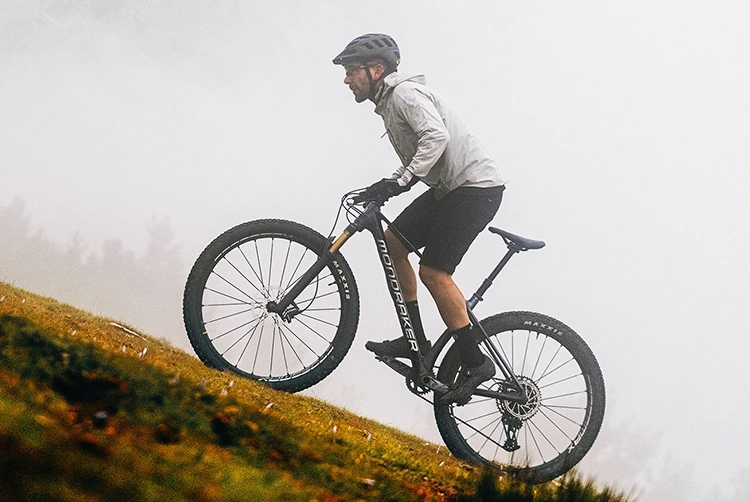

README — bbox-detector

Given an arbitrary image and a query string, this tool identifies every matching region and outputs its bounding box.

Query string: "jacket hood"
[374,72,425,108]
[383,72,425,93]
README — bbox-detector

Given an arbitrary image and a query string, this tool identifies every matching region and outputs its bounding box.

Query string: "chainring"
[405,375,431,395]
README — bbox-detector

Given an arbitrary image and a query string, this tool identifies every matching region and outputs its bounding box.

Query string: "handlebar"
[348,187,392,207]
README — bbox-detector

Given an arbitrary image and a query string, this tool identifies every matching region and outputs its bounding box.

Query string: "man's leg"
[417,264,468,331]
[363,229,430,358]
[385,228,417,302]
[419,264,484,367]
[421,264,495,406]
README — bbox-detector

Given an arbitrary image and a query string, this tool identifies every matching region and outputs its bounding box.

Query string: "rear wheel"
[183,219,359,392]
[434,311,605,483]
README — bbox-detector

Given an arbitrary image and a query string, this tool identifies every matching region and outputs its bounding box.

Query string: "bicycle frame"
[268,199,528,403]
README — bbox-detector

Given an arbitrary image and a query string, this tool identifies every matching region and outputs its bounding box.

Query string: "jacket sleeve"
[390,87,450,183]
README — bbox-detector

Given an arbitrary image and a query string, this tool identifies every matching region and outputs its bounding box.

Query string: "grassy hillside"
[0,281,627,501]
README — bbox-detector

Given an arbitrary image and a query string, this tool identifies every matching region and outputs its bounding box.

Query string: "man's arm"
[391,88,450,185]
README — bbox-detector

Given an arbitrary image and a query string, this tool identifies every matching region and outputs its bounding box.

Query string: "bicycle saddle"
[489,227,546,251]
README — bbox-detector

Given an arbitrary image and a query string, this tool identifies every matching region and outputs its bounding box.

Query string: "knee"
[419,265,449,290]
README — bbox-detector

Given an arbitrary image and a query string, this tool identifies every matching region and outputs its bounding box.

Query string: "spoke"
[296,312,339,328]
[203,286,256,306]
[239,246,264,287]
[527,414,563,458]
[543,389,588,401]
[525,419,551,462]
[544,404,587,411]
[278,321,323,360]
[210,269,258,302]
[203,301,253,307]
[268,237,275,288]
[251,322,266,375]
[222,255,265,297]
[464,408,503,423]
[204,306,256,325]
[269,320,276,377]
[254,240,265,287]
[538,372,582,390]
[236,320,264,367]
[221,318,261,357]
[283,247,310,291]
[538,408,577,443]
[540,404,585,428]
[210,316,263,342]
[276,321,290,377]
[276,318,305,370]
[538,345,563,382]
[278,239,293,289]
[521,331,531,376]
[478,415,504,453]
[462,413,503,443]
[296,288,339,305]
[530,334,549,380]
[488,333,512,371]
[293,317,334,344]
[539,357,575,382]
[301,307,341,312]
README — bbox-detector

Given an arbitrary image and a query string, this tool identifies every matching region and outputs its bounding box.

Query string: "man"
[333,34,507,405]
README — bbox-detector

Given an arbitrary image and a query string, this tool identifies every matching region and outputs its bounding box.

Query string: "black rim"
[198,233,345,382]
[447,326,594,473]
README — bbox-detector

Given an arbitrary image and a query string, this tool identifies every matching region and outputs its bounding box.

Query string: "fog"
[2,2,749,500]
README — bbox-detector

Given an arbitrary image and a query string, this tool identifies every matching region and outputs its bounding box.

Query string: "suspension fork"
[267,214,363,318]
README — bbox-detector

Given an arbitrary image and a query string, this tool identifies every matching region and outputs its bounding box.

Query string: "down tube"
[365,220,422,356]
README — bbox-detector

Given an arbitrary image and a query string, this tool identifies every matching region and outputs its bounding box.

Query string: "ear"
[370,62,387,80]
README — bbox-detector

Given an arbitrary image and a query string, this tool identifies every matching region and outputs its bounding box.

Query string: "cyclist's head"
[332,33,400,72]
[333,33,400,103]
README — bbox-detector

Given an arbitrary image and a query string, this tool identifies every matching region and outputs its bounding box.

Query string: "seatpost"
[467,248,518,309]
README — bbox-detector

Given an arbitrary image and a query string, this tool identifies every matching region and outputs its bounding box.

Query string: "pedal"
[418,375,449,394]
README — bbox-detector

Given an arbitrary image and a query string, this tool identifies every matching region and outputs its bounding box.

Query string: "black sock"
[406,300,428,347]
[453,324,484,367]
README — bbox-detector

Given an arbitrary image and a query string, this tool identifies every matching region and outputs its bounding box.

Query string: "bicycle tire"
[183,219,360,393]
[434,311,605,483]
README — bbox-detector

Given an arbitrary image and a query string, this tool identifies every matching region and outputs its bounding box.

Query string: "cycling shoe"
[365,336,431,359]
[440,355,496,406]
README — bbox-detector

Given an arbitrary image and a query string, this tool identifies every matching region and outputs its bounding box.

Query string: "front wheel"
[183,219,360,393]
[434,312,605,483]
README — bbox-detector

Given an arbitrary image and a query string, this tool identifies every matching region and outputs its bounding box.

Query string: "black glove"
[367,178,411,198]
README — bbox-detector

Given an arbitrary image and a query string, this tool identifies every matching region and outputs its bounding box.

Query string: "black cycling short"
[390,185,504,275]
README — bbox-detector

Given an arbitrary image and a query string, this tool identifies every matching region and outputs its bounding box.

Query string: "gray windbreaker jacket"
[374,73,507,199]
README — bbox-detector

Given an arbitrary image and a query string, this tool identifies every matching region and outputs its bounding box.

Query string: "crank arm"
[376,355,412,378]
[376,356,450,394]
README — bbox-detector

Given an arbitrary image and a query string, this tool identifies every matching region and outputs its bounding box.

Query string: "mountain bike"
[183,186,606,483]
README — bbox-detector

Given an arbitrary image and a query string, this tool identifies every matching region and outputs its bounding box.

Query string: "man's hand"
[367,178,411,198]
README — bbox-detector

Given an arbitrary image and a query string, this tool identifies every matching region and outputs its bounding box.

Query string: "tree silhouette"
[0,197,189,350]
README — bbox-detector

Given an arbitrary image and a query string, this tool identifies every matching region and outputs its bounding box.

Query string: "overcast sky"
[2,2,749,500]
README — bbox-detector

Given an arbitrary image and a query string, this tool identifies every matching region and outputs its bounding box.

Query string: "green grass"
[0,282,628,501]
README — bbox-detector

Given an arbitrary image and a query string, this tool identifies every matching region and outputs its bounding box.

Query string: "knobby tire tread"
[434,311,605,483]
[183,219,360,393]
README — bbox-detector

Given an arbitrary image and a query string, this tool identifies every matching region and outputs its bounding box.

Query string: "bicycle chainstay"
[375,356,449,395]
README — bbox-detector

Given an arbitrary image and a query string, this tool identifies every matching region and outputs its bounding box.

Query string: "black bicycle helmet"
[332,33,400,71]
